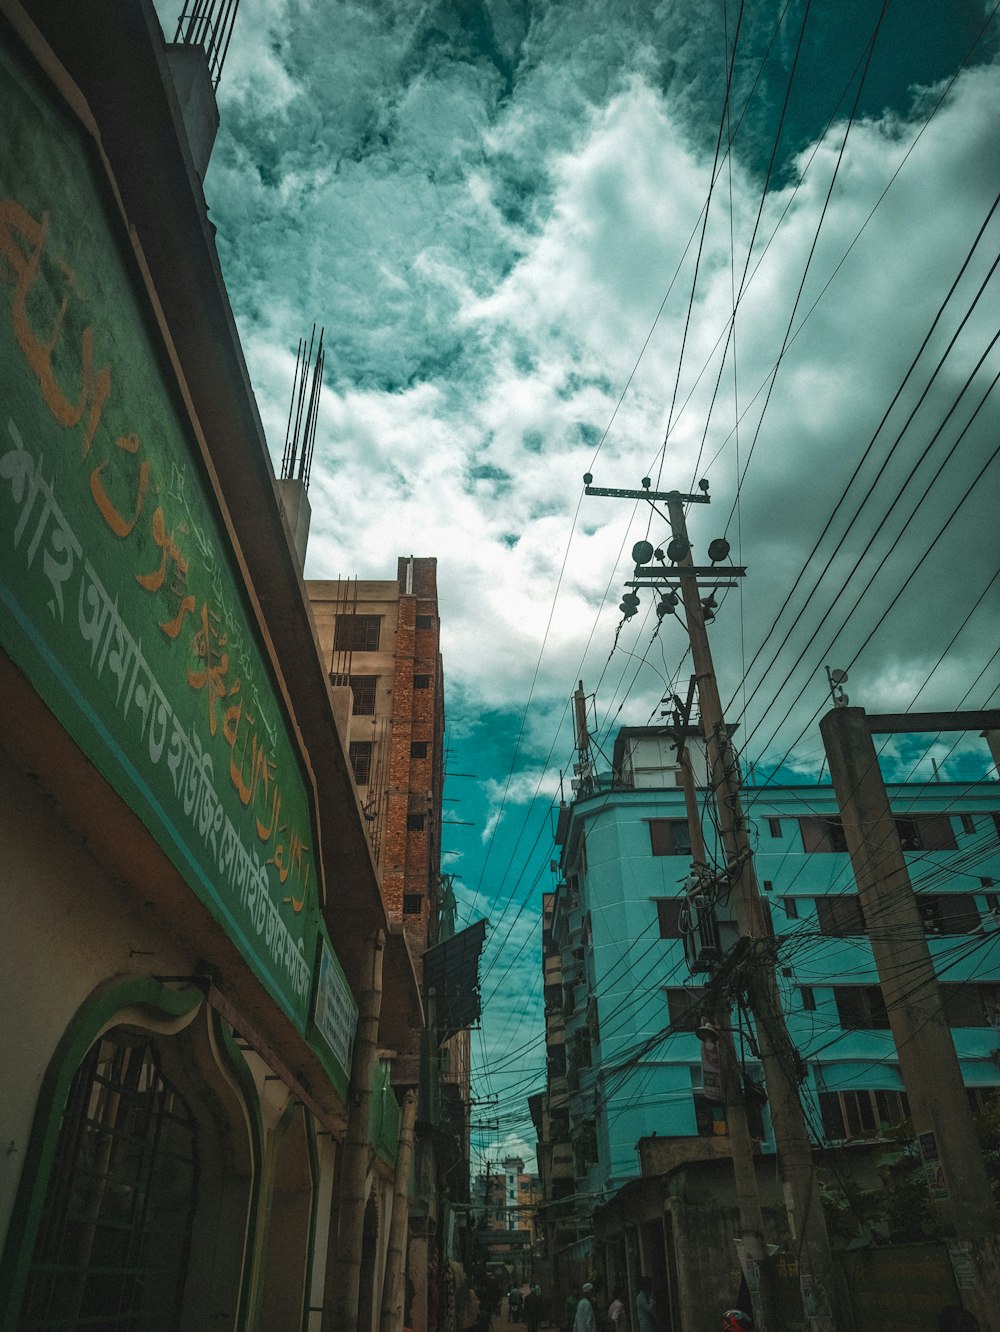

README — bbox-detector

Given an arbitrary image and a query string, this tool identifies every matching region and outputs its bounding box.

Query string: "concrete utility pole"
[820,706,1000,1240]
[380,1088,418,1332]
[327,929,385,1332]
[586,477,843,1330]
[675,743,780,1332]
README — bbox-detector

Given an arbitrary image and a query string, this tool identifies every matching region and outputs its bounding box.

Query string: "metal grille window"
[799,817,849,853]
[917,893,980,934]
[655,898,684,938]
[348,740,372,786]
[665,987,707,1031]
[410,741,428,759]
[403,893,423,915]
[334,614,381,652]
[833,985,890,1029]
[816,895,866,936]
[413,673,431,689]
[21,1031,197,1330]
[648,819,693,857]
[330,674,378,715]
[406,812,425,832]
[819,1088,909,1143]
[940,984,1000,1027]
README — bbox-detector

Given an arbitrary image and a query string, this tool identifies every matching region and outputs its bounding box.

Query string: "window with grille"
[413,674,430,689]
[334,614,382,652]
[665,987,707,1031]
[816,895,866,936]
[330,674,378,715]
[833,985,890,1029]
[799,817,850,853]
[940,984,1000,1028]
[649,819,693,857]
[403,893,423,915]
[819,1088,909,1143]
[21,1031,197,1331]
[895,814,957,851]
[410,741,428,759]
[917,894,980,934]
[348,740,372,786]
[406,812,425,832]
[655,898,685,938]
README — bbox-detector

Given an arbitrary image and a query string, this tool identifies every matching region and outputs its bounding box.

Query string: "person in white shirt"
[574,1283,597,1332]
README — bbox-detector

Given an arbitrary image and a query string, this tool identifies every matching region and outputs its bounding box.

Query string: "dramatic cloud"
[154,0,1000,1159]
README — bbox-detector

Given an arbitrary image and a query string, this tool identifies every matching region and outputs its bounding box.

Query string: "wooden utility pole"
[379,1088,418,1332]
[585,477,842,1329]
[327,929,385,1332]
[820,706,999,1239]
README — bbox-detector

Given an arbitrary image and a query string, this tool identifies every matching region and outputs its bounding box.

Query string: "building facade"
[0,4,422,1330]
[538,724,1000,1279]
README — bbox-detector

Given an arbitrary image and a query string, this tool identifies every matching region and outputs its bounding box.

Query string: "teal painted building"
[550,725,1000,1210]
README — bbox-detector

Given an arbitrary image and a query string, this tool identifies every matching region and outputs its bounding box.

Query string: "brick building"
[308,557,446,961]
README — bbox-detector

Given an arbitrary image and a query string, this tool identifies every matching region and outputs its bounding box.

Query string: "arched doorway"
[19,1029,198,1330]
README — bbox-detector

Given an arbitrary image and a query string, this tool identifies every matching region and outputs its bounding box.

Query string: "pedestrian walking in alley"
[634,1277,656,1332]
[562,1284,579,1332]
[574,1282,597,1332]
[509,1286,524,1323]
[607,1287,627,1332]
[525,1284,542,1332]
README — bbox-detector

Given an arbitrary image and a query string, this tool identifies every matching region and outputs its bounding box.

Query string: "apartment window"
[649,819,693,857]
[403,893,423,915]
[917,894,980,934]
[330,673,378,715]
[767,818,783,837]
[819,1088,909,1143]
[961,813,977,835]
[762,879,773,893]
[413,673,431,689]
[655,899,685,939]
[334,614,381,652]
[940,984,1000,1028]
[407,812,426,832]
[895,814,957,851]
[799,817,849,853]
[782,897,799,919]
[800,986,816,1011]
[348,740,372,786]
[410,741,429,759]
[816,895,866,937]
[665,987,707,1032]
[833,985,890,1030]
[967,1086,1000,1114]
[416,614,434,630]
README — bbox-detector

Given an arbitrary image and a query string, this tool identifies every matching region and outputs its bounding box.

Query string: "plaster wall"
[0,750,196,1243]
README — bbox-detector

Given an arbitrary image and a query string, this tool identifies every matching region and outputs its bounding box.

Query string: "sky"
[154,0,1000,1170]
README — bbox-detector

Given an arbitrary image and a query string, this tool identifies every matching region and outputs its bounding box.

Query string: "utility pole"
[674,733,780,1332]
[820,705,1000,1242]
[587,476,842,1331]
[380,1087,419,1332]
[327,929,385,1332]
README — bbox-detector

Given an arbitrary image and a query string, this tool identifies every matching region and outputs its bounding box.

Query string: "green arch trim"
[0,974,204,1332]
[208,1007,265,1332]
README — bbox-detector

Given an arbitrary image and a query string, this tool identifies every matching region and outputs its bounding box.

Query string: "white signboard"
[314,939,358,1077]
